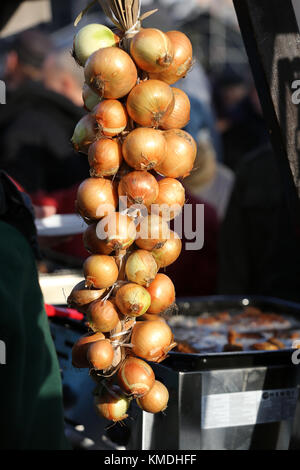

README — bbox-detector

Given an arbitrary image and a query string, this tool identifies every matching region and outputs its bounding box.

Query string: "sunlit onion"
[122,128,167,171]
[146,273,175,315]
[149,31,193,85]
[76,177,118,221]
[85,47,137,99]
[83,214,136,255]
[92,100,128,137]
[118,170,159,208]
[72,332,105,368]
[88,138,123,177]
[67,280,106,312]
[87,339,114,370]
[95,212,137,254]
[130,28,174,73]
[118,357,155,397]
[115,283,151,317]
[136,214,170,251]
[71,114,97,154]
[87,299,120,332]
[151,178,185,220]
[73,23,119,66]
[160,88,190,130]
[94,385,130,422]
[151,230,182,268]
[83,254,119,288]
[136,380,169,413]
[125,249,158,287]
[126,79,174,127]
[131,319,175,362]
[156,129,197,178]
[82,83,102,111]
[83,223,112,255]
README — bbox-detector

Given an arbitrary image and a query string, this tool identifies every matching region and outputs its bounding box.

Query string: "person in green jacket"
[0,171,70,449]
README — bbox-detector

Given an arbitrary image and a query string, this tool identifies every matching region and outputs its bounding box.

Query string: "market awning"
[0,0,52,38]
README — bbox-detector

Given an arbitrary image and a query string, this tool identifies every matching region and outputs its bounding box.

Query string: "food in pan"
[170,306,300,354]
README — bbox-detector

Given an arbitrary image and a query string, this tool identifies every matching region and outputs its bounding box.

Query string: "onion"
[118,357,155,397]
[125,249,158,287]
[149,31,193,85]
[94,385,130,422]
[87,339,114,370]
[89,344,127,384]
[146,274,175,315]
[136,214,170,251]
[73,23,119,66]
[151,230,182,268]
[131,319,175,362]
[72,332,105,368]
[136,380,169,413]
[122,128,167,171]
[83,223,112,255]
[115,283,151,317]
[118,171,159,208]
[151,178,185,221]
[92,100,128,137]
[156,129,197,178]
[130,28,174,73]
[88,138,123,177]
[76,178,118,221]
[84,47,137,99]
[82,83,102,111]
[87,299,120,332]
[160,88,191,130]
[126,79,174,127]
[83,254,119,288]
[95,212,137,254]
[67,280,106,312]
[71,114,97,154]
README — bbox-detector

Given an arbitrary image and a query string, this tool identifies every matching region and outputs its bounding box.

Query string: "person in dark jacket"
[0,32,89,195]
[3,29,52,93]
[218,144,300,302]
[213,71,269,171]
[0,171,69,449]
[0,79,89,193]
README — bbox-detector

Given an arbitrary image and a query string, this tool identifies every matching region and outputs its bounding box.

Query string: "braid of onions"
[69,2,195,423]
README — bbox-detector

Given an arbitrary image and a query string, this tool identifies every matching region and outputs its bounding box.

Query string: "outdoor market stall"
[1,0,300,451]
[45,0,300,451]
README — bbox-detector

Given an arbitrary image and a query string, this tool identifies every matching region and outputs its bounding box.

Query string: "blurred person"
[3,29,53,93]
[0,170,70,449]
[213,71,248,134]
[218,144,300,302]
[213,70,269,171]
[0,39,89,195]
[43,48,84,107]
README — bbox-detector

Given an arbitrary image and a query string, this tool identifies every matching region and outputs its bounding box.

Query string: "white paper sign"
[201,388,299,429]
